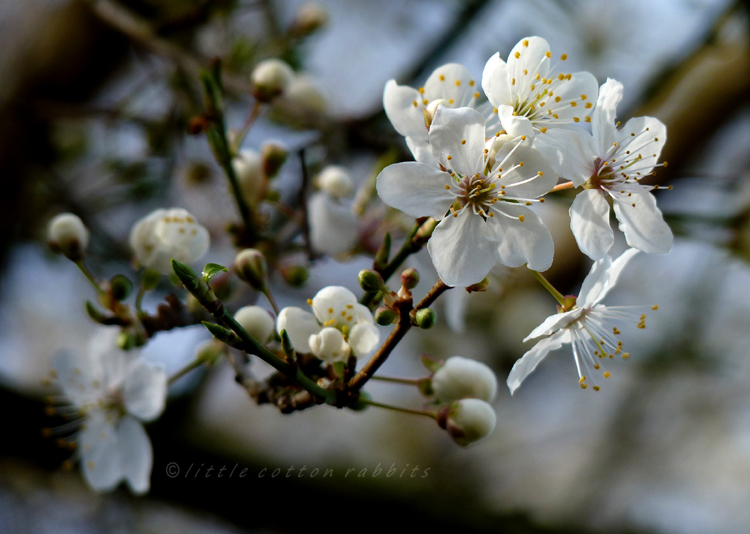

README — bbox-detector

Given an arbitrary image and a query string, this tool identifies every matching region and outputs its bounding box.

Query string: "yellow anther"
[518,215,525,222]
[473,92,480,99]
[560,54,568,60]
[423,99,428,105]
[574,117,580,123]
[445,185,451,190]
[439,74,445,81]
[346,315,353,321]
[488,212,494,217]
[469,80,475,86]
[493,107,498,114]
[579,376,586,384]
[603,372,611,378]
[519,162,524,167]
[447,155,452,160]
[523,69,528,75]
[540,127,547,133]
[553,113,559,119]
[555,96,561,102]
[455,80,461,86]
[461,139,466,145]
[622,353,630,359]
[512,78,516,85]
[537,171,544,176]
[585,117,591,123]
[418,87,424,94]
[594,363,600,370]
[652,304,659,310]
[448,99,454,104]
[570,101,577,107]
[514,51,521,59]
[593,386,600,391]
[581,383,588,389]
[523,39,529,47]
[328,307,333,314]
[341,311,347,317]
[585,103,592,108]
[412,100,418,107]
[545,51,551,58]
[521,135,526,141]
[565,74,572,80]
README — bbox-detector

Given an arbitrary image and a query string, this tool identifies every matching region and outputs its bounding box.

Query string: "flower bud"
[466,276,490,293]
[358,269,385,292]
[424,99,450,129]
[443,398,496,446]
[317,165,354,199]
[234,248,268,290]
[280,264,309,287]
[251,59,295,102]
[431,356,497,403]
[400,268,420,290]
[288,2,328,38]
[283,75,327,117]
[415,308,437,329]
[232,150,265,205]
[374,305,397,326]
[309,326,350,363]
[261,141,288,179]
[48,213,89,261]
[110,274,133,301]
[234,306,275,344]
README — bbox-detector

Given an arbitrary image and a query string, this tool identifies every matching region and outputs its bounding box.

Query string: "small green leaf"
[420,355,443,374]
[332,361,347,377]
[202,263,229,283]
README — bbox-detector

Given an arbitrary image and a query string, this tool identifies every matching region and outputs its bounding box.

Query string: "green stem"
[529,269,566,306]
[370,375,420,386]
[360,398,437,419]
[261,283,280,315]
[230,101,262,154]
[75,261,105,296]
[135,281,146,314]
[168,357,205,385]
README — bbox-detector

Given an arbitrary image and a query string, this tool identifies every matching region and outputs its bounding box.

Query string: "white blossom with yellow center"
[276,286,379,363]
[507,249,654,394]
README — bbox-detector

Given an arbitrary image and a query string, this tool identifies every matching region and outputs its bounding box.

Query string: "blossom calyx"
[48,213,89,261]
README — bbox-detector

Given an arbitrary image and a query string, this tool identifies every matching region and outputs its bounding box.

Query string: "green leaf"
[202,263,229,284]
[420,355,443,374]
[332,361,346,377]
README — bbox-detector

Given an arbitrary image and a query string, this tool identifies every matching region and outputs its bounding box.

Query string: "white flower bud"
[426,98,450,117]
[48,213,89,261]
[129,208,210,274]
[432,356,498,403]
[317,165,354,199]
[284,75,327,116]
[445,399,496,446]
[309,326,350,363]
[289,2,328,37]
[234,306,275,344]
[232,150,265,204]
[251,59,295,101]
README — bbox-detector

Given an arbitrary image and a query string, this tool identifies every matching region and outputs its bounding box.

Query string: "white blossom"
[317,165,354,199]
[234,306,275,344]
[383,63,500,166]
[554,78,673,259]
[251,59,295,100]
[444,398,496,446]
[276,286,379,363]
[48,213,89,260]
[308,192,358,256]
[432,356,498,403]
[51,330,167,494]
[129,208,210,274]
[232,149,265,205]
[507,249,651,394]
[377,106,556,287]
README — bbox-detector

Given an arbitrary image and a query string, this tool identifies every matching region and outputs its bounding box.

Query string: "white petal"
[423,63,479,108]
[383,80,427,139]
[592,78,623,156]
[578,255,612,307]
[309,327,350,363]
[118,416,153,495]
[122,359,167,422]
[51,350,100,408]
[615,116,667,175]
[351,303,375,324]
[405,137,437,165]
[507,330,567,395]
[276,307,320,354]
[508,37,551,97]
[427,208,498,287]
[493,144,556,199]
[308,193,358,256]
[524,309,583,341]
[429,106,486,176]
[612,190,673,254]
[533,128,594,186]
[497,106,534,138]
[376,162,454,220]
[80,411,122,492]
[481,52,512,108]
[570,189,614,260]
[487,204,554,271]
[312,286,358,323]
[348,323,380,358]
[589,248,640,305]
[541,72,599,124]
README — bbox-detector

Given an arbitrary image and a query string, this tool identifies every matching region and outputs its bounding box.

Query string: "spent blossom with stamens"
[276,286,379,363]
[383,63,500,166]
[556,78,672,259]
[48,329,167,494]
[377,106,556,287]
[507,249,653,394]
[482,36,598,139]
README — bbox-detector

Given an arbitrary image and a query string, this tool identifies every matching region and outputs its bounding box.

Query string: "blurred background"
[2,0,750,532]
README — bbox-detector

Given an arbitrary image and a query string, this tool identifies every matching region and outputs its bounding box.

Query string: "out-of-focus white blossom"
[48,213,89,261]
[317,165,354,199]
[234,306,275,344]
[308,192,358,256]
[232,149,265,205]
[51,330,167,494]
[129,208,210,274]
[444,398,496,446]
[276,286,379,363]
[251,59,295,101]
[432,356,498,403]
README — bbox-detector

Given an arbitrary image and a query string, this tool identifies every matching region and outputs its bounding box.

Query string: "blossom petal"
[122,359,167,422]
[487,204,554,271]
[524,309,583,341]
[351,303,375,324]
[570,189,614,260]
[80,411,122,492]
[429,106,486,176]
[427,208,498,287]
[309,327,349,363]
[542,72,599,124]
[592,78,623,156]
[615,116,667,176]
[376,162,454,219]
[533,128,594,186]
[423,63,479,108]
[493,144,556,199]
[507,329,567,395]
[508,37,551,97]
[308,193,358,256]
[405,137,437,166]
[348,323,380,358]
[118,416,153,495]
[589,248,640,305]
[276,307,319,354]
[497,105,534,138]
[481,52,512,108]
[613,190,673,254]
[578,255,612,307]
[52,350,100,408]
[383,80,426,139]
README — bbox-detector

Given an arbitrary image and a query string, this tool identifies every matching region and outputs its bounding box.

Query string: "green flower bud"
[415,308,437,329]
[400,267,420,290]
[116,331,136,351]
[110,274,133,301]
[281,265,309,287]
[374,305,397,326]
[358,269,385,292]
[261,141,288,179]
[234,248,268,290]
